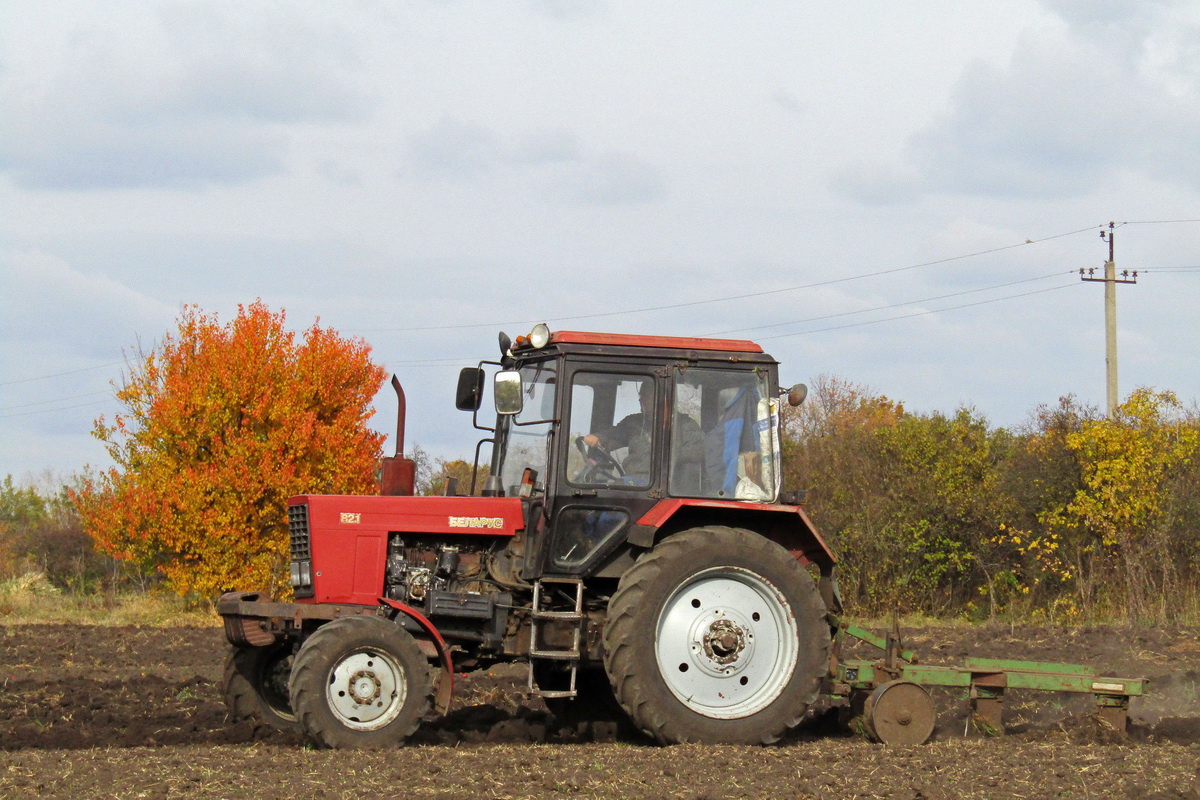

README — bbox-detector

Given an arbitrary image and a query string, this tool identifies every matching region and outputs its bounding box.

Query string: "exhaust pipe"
[380,375,416,496]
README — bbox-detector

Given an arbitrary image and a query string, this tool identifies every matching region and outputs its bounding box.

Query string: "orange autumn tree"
[74,301,387,597]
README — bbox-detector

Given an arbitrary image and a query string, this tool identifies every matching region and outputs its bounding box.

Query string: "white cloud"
[508,130,581,166]
[406,118,504,179]
[545,152,665,205]
[0,250,177,358]
[0,120,286,191]
[403,118,664,204]
[836,6,1200,202]
[159,4,369,124]
[1037,0,1178,37]
[528,0,607,21]
[0,3,370,191]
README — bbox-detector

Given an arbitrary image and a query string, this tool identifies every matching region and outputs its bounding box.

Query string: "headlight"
[529,322,550,349]
[291,560,313,587]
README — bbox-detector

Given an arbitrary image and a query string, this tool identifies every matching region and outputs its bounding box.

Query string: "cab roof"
[548,330,764,354]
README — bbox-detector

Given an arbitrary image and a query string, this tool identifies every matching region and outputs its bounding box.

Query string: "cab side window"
[669,369,777,501]
[566,372,654,489]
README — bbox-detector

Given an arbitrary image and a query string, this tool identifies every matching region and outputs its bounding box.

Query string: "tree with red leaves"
[74,301,386,598]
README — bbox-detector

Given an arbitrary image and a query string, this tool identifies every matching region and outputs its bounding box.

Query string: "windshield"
[495,359,557,496]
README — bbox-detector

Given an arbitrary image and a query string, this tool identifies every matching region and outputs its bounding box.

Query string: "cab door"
[538,365,663,577]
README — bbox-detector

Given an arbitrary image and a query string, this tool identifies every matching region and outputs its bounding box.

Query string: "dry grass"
[844,612,1008,636]
[0,572,218,627]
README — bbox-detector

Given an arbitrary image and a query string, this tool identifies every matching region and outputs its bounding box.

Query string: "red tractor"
[219,325,839,747]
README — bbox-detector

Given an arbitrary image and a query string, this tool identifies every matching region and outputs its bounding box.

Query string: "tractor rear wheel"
[289,616,432,749]
[603,526,830,744]
[221,642,301,733]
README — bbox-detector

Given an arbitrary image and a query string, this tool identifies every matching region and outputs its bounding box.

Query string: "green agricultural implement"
[824,617,1147,745]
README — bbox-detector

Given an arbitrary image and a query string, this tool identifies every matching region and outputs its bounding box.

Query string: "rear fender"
[378,598,455,715]
[633,499,842,613]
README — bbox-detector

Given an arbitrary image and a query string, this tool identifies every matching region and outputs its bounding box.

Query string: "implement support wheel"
[864,680,936,745]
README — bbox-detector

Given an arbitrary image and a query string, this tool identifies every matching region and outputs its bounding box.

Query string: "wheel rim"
[325,648,408,731]
[655,566,799,719]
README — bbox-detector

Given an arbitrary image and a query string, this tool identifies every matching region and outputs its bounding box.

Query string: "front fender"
[378,598,455,715]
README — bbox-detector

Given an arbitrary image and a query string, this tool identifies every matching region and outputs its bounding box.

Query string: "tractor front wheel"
[603,526,830,744]
[289,616,432,749]
[222,642,301,733]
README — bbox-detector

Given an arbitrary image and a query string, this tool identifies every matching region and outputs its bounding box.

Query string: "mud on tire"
[289,615,433,749]
[221,642,301,733]
[602,525,830,744]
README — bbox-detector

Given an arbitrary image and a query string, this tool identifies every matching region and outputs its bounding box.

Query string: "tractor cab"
[459,325,787,581]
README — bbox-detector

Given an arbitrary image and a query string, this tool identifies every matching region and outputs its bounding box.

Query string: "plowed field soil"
[1,622,1198,799]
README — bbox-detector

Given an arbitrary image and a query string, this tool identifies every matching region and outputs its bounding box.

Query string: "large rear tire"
[289,616,432,749]
[603,526,830,744]
[221,643,301,733]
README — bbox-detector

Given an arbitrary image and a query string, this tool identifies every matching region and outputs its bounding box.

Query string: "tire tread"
[221,644,301,733]
[602,525,830,744]
[289,615,432,749]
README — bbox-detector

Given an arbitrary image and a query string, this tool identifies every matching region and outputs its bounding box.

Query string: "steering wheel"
[574,436,625,482]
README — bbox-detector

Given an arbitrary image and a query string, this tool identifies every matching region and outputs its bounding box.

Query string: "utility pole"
[1079,222,1138,418]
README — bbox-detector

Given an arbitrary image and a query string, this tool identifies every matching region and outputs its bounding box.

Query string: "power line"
[0,276,1099,400]
[355,223,1105,334]
[0,361,124,387]
[0,222,1109,386]
[1121,218,1200,225]
[751,282,1081,341]
[0,390,114,412]
[390,280,1085,362]
[0,221,1163,389]
[0,398,117,420]
[384,277,1083,362]
[709,270,1072,336]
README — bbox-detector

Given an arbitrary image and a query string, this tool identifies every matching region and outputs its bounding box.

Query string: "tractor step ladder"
[527,577,585,699]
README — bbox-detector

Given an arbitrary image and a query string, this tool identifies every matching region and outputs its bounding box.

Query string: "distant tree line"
[3,319,1196,623]
[0,475,134,593]
[782,377,1200,623]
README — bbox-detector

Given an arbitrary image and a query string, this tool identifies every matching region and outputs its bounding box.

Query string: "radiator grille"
[288,504,311,561]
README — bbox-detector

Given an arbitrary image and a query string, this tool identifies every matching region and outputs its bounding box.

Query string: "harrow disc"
[863,680,936,745]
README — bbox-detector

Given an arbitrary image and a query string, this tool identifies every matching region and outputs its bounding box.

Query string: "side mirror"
[456,367,484,411]
[787,383,808,407]
[494,370,524,415]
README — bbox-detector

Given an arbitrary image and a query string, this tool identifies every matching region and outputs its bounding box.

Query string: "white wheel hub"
[655,566,799,719]
[326,649,407,730]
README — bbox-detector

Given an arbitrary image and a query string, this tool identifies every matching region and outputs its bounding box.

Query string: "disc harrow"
[825,617,1147,745]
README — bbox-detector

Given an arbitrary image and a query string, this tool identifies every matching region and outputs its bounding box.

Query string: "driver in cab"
[582,382,703,489]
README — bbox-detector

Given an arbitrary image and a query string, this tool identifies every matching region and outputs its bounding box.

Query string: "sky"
[2,0,1198,484]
